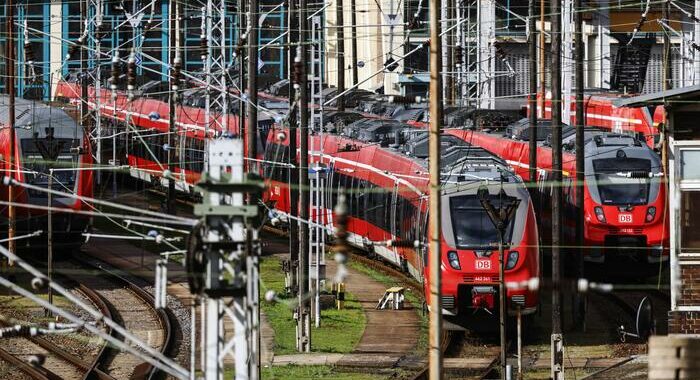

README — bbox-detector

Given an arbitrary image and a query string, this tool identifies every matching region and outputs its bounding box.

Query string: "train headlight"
[447,251,461,270]
[646,206,656,223]
[594,206,606,223]
[506,251,519,270]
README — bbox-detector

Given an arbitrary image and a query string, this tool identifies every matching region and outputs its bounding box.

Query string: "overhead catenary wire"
[0,244,190,379]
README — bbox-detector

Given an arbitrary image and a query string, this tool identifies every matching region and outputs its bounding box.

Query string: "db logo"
[475,259,491,270]
[618,214,633,223]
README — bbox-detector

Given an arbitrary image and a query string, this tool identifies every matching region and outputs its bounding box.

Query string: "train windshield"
[449,195,516,249]
[592,157,651,205]
[21,139,80,195]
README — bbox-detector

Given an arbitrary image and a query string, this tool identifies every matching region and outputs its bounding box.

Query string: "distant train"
[263,124,540,315]
[532,91,664,148]
[447,123,668,263]
[0,95,93,248]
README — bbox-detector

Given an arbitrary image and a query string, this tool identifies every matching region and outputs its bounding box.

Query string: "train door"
[390,182,400,264]
[390,182,399,238]
[325,159,335,232]
[417,195,429,278]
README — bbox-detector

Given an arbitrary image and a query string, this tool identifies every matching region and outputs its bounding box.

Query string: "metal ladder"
[309,14,326,328]
[460,0,479,107]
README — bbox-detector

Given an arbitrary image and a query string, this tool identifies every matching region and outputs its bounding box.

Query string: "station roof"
[613,84,700,107]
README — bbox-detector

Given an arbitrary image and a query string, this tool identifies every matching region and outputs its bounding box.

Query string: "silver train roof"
[0,95,80,140]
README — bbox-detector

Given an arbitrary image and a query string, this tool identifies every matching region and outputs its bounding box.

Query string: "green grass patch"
[261,365,391,380]
[260,256,365,354]
[348,260,429,354]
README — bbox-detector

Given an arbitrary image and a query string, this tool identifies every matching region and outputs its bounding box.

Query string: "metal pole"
[350,0,359,85]
[445,0,454,105]
[551,0,564,375]
[336,0,345,112]
[298,0,311,352]
[538,0,545,118]
[574,0,586,330]
[288,0,299,295]
[663,2,672,91]
[661,0,671,177]
[47,171,53,317]
[517,307,522,380]
[499,232,507,379]
[247,0,261,375]
[528,0,538,185]
[81,0,89,159]
[428,0,443,373]
[248,0,259,171]
[7,0,16,258]
[167,0,179,214]
[238,0,246,133]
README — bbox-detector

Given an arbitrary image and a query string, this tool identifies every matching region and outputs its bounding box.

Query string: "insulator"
[24,42,35,65]
[0,325,34,338]
[143,19,154,31]
[127,52,136,98]
[293,53,303,85]
[388,95,420,104]
[171,56,182,96]
[95,22,107,42]
[494,42,506,59]
[200,34,208,60]
[199,7,207,60]
[386,239,420,248]
[66,36,84,60]
[454,46,463,57]
[110,52,120,92]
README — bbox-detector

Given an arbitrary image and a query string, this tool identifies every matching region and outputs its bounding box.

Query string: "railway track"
[590,286,671,342]
[0,279,116,380]
[64,255,176,379]
[408,330,455,380]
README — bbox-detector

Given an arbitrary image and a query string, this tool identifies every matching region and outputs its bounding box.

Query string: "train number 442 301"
[618,213,633,223]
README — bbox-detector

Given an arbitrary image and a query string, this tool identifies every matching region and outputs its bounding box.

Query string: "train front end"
[8,99,93,248]
[582,134,667,263]
[435,177,539,316]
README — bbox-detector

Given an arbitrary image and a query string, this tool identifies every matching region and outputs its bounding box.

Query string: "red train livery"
[0,95,93,247]
[263,126,540,315]
[532,91,665,148]
[446,126,668,263]
[54,80,248,193]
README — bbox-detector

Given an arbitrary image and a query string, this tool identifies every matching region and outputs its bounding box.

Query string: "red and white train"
[0,95,94,248]
[447,125,668,263]
[532,91,665,148]
[263,125,540,315]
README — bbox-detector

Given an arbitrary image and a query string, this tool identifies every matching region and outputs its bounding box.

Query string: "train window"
[349,176,357,218]
[592,157,651,205]
[449,195,516,249]
[193,139,205,173]
[395,196,404,238]
[280,145,290,183]
[385,192,392,231]
[329,171,339,209]
[357,180,367,221]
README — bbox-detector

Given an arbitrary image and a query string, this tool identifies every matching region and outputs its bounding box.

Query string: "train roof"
[332,115,519,184]
[0,96,79,140]
[402,131,520,184]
